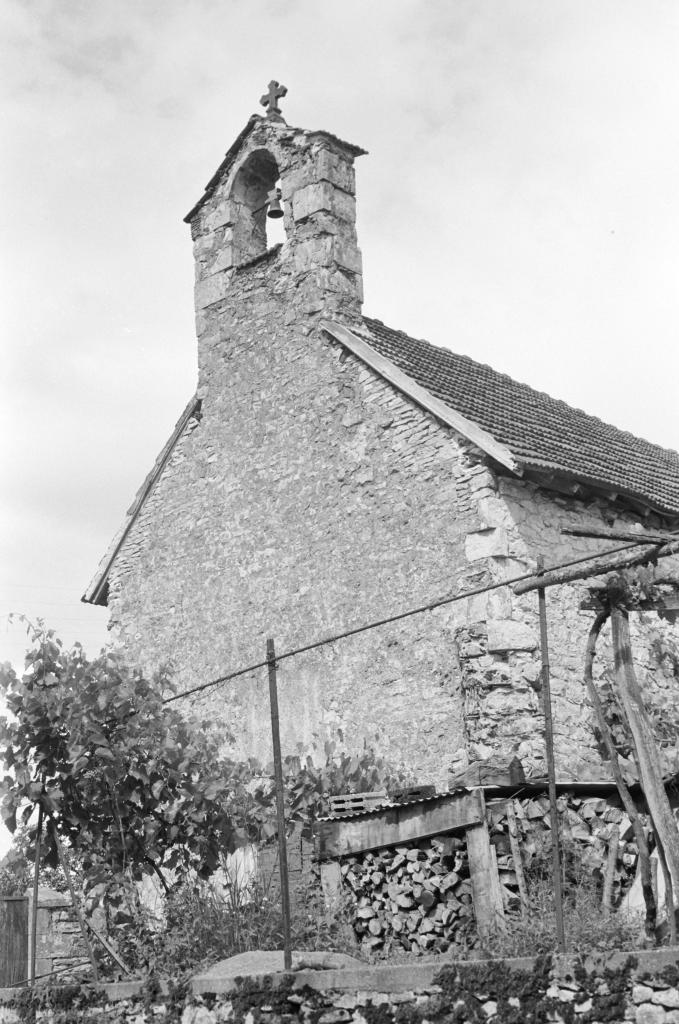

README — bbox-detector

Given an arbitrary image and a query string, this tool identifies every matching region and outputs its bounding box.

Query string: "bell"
[267,188,284,219]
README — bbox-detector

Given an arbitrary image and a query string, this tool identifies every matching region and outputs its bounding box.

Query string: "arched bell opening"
[231,149,286,264]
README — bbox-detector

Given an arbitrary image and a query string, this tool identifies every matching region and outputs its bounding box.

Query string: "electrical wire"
[163,540,651,705]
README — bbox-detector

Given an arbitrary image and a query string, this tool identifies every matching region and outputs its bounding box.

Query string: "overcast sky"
[2,0,678,684]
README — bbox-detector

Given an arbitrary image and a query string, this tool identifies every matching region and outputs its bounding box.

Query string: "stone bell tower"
[184,82,366,385]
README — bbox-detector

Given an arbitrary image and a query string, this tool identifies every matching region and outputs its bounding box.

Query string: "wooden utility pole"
[266,638,292,970]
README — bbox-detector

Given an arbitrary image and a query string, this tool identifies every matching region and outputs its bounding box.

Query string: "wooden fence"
[0,896,28,987]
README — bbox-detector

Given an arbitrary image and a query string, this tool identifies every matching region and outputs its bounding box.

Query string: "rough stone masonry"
[85,106,679,789]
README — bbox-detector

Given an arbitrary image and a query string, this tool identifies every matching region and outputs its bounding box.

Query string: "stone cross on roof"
[260,80,287,121]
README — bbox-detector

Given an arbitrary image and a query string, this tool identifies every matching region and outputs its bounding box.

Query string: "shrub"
[102,857,360,979]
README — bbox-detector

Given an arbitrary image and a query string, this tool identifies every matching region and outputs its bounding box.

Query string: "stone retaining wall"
[27,887,86,983]
[2,948,679,1023]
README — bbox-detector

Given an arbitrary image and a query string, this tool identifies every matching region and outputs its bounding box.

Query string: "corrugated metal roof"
[316,791,467,823]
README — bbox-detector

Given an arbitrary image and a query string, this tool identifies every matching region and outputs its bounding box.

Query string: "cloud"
[2,0,678,678]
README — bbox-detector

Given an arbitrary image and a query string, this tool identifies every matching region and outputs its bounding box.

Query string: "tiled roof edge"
[361,318,679,463]
[522,459,679,520]
[82,395,201,606]
[320,319,523,476]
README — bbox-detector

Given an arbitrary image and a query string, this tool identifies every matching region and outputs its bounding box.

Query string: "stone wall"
[102,114,679,787]
[27,887,85,983]
[3,949,679,1023]
[107,241,485,786]
[454,468,679,779]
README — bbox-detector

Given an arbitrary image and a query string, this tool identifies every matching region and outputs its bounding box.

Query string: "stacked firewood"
[341,835,475,957]
[339,792,641,957]
[488,794,640,910]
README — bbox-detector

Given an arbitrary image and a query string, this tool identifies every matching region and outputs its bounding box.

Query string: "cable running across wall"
[163,540,651,706]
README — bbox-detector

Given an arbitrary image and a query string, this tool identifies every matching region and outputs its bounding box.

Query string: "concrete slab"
[192,950,363,995]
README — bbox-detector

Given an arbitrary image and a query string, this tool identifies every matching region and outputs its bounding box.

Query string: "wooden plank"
[320,321,522,476]
[466,820,505,936]
[0,897,28,987]
[506,800,529,915]
[320,861,342,912]
[314,791,484,860]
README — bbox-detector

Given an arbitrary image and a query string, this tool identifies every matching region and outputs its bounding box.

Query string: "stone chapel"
[84,86,679,790]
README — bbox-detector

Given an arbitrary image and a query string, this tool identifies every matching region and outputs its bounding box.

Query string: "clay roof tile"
[359,315,679,517]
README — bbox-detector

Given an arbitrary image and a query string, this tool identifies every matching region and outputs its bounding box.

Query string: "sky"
[2,1,679,852]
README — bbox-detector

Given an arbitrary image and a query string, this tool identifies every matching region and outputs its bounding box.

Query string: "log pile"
[339,792,642,957]
[487,794,641,911]
[341,835,475,957]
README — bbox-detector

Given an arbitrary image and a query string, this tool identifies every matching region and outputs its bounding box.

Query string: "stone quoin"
[83,85,679,788]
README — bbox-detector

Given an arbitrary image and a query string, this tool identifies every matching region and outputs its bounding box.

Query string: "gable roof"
[84,315,679,606]
[353,316,679,517]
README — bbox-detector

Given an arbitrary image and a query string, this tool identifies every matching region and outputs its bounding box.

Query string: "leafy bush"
[0,622,411,976]
[0,624,243,922]
[0,862,30,897]
[229,740,412,845]
[97,858,360,979]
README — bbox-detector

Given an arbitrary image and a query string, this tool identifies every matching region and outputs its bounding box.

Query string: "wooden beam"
[320,320,522,476]
[562,526,677,545]
[513,540,679,596]
[314,791,484,861]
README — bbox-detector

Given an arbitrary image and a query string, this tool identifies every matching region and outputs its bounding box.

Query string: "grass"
[476,872,646,960]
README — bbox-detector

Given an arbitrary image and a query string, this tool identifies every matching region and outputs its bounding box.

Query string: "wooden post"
[656,838,678,943]
[506,801,529,916]
[466,791,504,937]
[466,817,505,937]
[85,919,131,976]
[583,609,656,935]
[49,820,99,983]
[608,587,679,900]
[320,861,342,913]
[30,802,43,985]
[266,638,292,971]
[537,562,566,952]
[602,825,619,913]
